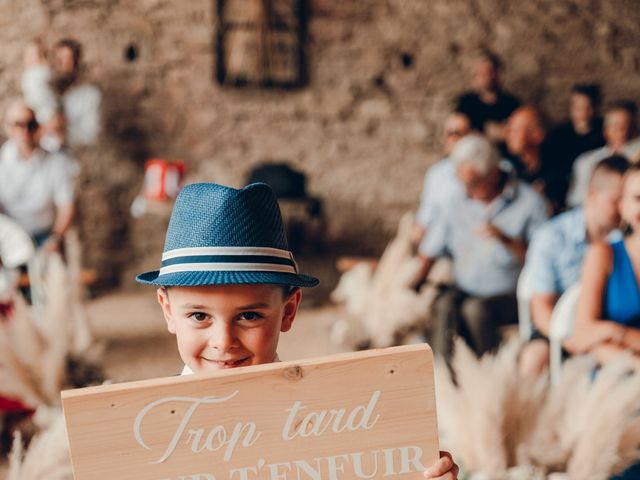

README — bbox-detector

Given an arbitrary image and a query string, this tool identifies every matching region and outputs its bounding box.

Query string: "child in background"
[22,39,59,128]
[136,182,459,479]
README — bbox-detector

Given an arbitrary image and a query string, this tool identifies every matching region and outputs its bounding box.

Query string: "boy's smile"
[158,284,301,373]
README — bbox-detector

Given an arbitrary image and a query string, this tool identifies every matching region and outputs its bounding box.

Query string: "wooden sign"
[62,344,439,480]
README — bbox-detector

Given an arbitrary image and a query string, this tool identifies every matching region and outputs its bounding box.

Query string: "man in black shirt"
[544,84,605,208]
[456,51,521,142]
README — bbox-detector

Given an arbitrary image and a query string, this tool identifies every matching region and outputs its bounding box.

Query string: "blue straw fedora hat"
[136,182,319,288]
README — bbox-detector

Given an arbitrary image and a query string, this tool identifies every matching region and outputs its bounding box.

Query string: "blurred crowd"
[0,37,100,302]
[413,51,640,384]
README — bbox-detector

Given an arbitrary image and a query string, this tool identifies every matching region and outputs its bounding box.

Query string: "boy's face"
[158,284,301,373]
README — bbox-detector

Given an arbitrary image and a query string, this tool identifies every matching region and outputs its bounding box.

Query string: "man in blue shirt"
[520,155,629,376]
[417,134,548,359]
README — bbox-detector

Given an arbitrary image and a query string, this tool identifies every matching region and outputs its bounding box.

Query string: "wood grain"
[62,344,439,479]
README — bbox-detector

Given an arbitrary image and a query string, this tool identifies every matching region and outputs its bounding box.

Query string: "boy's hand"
[424,451,459,479]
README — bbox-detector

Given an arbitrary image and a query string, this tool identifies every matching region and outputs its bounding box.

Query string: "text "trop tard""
[133,390,382,464]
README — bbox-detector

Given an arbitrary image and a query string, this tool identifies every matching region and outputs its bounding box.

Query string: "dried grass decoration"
[0,233,103,409]
[7,414,73,480]
[0,232,105,467]
[330,212,453,348]
[437,339,640,480]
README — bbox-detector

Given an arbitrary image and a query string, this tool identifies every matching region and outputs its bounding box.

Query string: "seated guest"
[417,134,548,359]
[568,100,640,207]
[520,156,629,376]
[414,111,471,242]
[504,106,546,184]
[0,100,75,251]
[21,38,59,127]
[52,38,101,147]
[504,106,568,213]
[565,164,640,369]
[455,51,520,142]
[544,84,606,204]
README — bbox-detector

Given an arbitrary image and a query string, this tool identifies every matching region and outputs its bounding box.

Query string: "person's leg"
[460,293,518,356]
[427,287,466,362]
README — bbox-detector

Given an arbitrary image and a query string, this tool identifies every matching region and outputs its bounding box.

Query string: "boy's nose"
[208,320,236,351]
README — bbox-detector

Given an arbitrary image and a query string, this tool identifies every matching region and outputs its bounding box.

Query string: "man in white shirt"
[567,101,640,206]
[0,100,75,251]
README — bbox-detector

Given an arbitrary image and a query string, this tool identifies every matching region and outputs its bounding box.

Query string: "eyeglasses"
[8,119,38,132]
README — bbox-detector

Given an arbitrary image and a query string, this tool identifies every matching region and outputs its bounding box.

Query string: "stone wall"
[1,0,640,287]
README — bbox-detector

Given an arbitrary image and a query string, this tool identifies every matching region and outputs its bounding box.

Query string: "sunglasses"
[9,119,39,132]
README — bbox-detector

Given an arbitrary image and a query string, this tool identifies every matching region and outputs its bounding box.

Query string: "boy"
[137,182,458,479]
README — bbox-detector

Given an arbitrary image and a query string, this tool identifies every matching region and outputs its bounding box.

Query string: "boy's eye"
[188,312,209,322]
[239,311,263,322]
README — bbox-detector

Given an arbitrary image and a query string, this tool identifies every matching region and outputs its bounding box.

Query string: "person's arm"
[53,202,74,237]
[43,153,77,251]
[564,243,620,353]
[415,211,449,285]
[530,293,559,337]
[618,327,640,353]
[525,224,561,335]
[43,202,74,252]
[477,223,527,263]
[590,342,640,371]
[416,255,436,285]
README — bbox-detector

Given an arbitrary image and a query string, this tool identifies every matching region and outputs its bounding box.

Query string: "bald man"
[0,100,75,251]
[505,106,568,212]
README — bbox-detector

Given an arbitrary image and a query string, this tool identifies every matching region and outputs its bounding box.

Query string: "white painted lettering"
[324,454,350,480]
[229,466,258,480]
[328,409,348,433]
[293,459,322,480]
[133,392,265,464]
[282,391,382,441]
[383,448,396,476]
[227,422,260,460]
[267,461,292,480]
[282,401,307,440]
[203,425,227,453]
[186,428,206,453]
[346,391,381,431]
[351,450,378,479]
[398,446,425,473]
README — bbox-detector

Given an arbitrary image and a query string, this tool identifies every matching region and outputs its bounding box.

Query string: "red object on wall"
[143,159,186,201]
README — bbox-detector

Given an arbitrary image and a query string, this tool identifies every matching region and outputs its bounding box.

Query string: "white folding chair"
[549,283,581,386]
[517,268,534,341]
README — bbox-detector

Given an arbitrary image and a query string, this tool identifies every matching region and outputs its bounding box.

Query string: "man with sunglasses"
[0,100,75,251]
